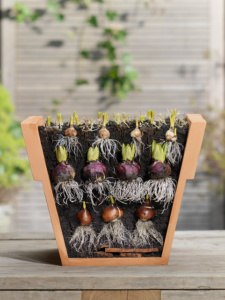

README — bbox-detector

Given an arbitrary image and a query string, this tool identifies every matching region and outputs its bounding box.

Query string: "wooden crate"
[21,114,206,266]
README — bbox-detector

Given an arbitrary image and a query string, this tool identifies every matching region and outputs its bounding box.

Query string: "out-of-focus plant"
[11,0,140,109]
[0,84,30,202]
[202,107,225,195]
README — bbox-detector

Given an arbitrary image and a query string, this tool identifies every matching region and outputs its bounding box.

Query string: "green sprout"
[121,144,135,161]
[55,146,67,163]
[87,146,99,162]
[102,113,108,127]
[46,116,51,127]
[147,110,155,124]
[151,141,167,163]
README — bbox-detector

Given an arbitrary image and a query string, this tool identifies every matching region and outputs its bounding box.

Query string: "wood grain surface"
[0,231,224,291]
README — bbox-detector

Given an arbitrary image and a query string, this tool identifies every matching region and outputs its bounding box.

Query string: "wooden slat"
[0,291,81,300]
[161,290,225,300]
[0,231,225,290]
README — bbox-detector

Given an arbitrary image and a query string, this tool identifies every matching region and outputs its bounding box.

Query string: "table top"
[0,231,224,290]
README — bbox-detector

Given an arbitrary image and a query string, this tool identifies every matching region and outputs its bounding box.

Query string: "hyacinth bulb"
[149,160,171,180]
[83,161,107,182]
[116,161,141,181]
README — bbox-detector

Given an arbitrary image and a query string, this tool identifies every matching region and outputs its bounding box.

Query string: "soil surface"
[39,118,189,258]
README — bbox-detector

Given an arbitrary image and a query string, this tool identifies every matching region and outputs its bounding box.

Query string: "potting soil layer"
[38,119,189,258]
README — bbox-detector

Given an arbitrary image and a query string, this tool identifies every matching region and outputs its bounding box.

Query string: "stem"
[98,112,102,123]
[102,113,108,127]
[110,195,115,204]
[70,116,73,125]
[83,201,86,209]
[47,116,51,127]
[57,113,63,127]
[135,117,139,128]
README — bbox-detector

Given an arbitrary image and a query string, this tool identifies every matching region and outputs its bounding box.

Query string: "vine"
[12,0,141,112]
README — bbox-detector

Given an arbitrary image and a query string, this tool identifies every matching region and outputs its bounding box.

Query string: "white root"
[110,177,144,203]
[69,225,96,255]
[132,136,145,157]
[92,138,120,161]
[144,177,176,210]
[133,220,163,248]
[55,135,82,157]
[54,180,83,205]
[166,141,184,165]
[84,180,111,206]
[97,220,131,248]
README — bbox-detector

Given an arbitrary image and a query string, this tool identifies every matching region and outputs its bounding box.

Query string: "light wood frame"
[21,114,206,266]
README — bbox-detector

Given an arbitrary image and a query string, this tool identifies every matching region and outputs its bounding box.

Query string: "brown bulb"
[77,208,92,226]
[102,203,124,223]
[136,198,155,221]
[99,127,110,139]
[130,127,142,138]
[65,125,77,137]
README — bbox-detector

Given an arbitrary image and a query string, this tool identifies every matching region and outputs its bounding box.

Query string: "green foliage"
[14,2,40,22]
[75,79,89,85]
[87,15,98,27]
[98,40,116,61]
[0,85,30,193]
[105,10,118,21]
[202,107,225,195]
[104,28,127,42]
[12,0,138,105]
[80,50,90,58]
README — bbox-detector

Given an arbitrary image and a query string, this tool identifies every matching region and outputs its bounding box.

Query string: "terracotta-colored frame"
[21,114,206,266]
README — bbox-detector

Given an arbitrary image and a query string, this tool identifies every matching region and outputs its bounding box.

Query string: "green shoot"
[57,113,63,127]
[121,144,135,161]
[87,146,99,162]
[151,141,167,163]
[147,110,155,124]
[47,116,51,127]
[110,195,115,204]
[55,146,67,163]
[98,112,102,123]
[83,201,86,209]
[70,116,73,125]
[116,113,121,124]
[135,117,139,128]
[102,113,108,127]
[140,115,145,123]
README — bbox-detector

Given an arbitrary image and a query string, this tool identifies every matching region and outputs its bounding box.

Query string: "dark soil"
[38,118,189,258]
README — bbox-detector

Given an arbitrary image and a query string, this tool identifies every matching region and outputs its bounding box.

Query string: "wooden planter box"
[21,114,206,266]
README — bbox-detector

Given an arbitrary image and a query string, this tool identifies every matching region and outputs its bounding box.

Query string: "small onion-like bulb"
[77,202,92,226]
[65,125,77,137]
[130,127,142,138]
[136,197,155,221]
[102,197,124,223]
[166,129,177,142]
[99,127,110,139]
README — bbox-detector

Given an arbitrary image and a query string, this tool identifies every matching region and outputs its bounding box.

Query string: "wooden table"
[0,231,224,300]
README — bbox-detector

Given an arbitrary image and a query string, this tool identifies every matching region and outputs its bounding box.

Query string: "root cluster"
[97,220,131,248]
[69,225,96,255]
[55,135,82,157]
[110,177,144,203]
[84,180,112,206]
[133,220,163,248]
[166,141,184,165]
[132,137,145,157]
[92,138,119,161]
[54,180,83,205]
[144,177,176,210]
